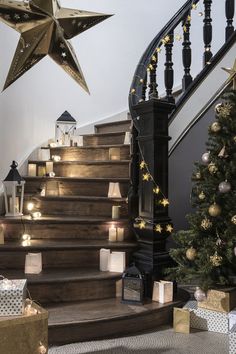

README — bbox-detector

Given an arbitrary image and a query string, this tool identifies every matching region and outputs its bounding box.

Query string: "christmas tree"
[169,89,236,292]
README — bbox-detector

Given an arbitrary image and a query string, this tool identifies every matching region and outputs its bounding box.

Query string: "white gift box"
[229,332,236,354]
[184,301,229,334]
[25,253,42,274]
[109,252,126,273]
[100,249,110,272]
[38,148,50,161]
[229,310,236,333]
[0,279,27,316]
[152,280,173,304]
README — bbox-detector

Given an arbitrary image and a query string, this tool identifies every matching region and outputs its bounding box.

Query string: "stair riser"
[24,179,129,197]
[50,146,130,161]
[24,199,128,217]
[0,249,133,270]
[95,121,131,134]
[83,134,125,146]
[3,223,132,241]
[28,278,119,304]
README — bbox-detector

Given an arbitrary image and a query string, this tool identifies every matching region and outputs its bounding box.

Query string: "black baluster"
[225,0,235,41]
[182,11,192,91]
[148,53,158,99]
[128,121,139,220]
[164,31,174,103]
[203,0,213,66]
[141,72,147,102]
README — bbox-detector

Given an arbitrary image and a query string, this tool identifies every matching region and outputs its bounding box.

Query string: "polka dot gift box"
[0,278,27,316]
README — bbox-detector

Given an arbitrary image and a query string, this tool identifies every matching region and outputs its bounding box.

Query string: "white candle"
[109,225,117,242]
[38,149,50,161]
[46,161,54,174]
[28,164,37,177]
[109,148,120,161]
[117,228,124,242]
[124,132,131,145]
[99,248,110,271]
[0,225,4,245]
[112,206,120,219]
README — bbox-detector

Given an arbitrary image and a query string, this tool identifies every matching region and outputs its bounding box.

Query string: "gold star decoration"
[155,224,162,233]
[143,173,151,181]
[153,186,160,194]
[160,198,169,207]
[166,224,173,233]
[0,0,111,91]
[222,59,236,90]
[140,161,146,170]
[139,220,146,229]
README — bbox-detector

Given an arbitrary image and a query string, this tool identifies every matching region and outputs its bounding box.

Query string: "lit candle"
[109,225,117,242]
[38,166,46,177]
[28,164,37,177]
[46,161,53,174]
[112,206,120,219]
[117,228,124,242]
[0,225,4,245]
[32,212,42,219]
[99,248,110,271]
[52,155,61,162]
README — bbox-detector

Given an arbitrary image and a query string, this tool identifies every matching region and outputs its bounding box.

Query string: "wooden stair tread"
[83,131,126,137]
[49,144,129,150]
[1,268,122,284]
[95,119,131,130]
[24,176,130,182]
[0,239,136,251]
[25,195,127,202]
[47,296,183,326]
[28,160,130,165]
[0,216,129,224]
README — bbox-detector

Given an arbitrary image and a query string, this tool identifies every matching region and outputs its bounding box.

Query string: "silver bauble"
[218,181,231,193]
[202,152,210,164]
[194,287,206,302]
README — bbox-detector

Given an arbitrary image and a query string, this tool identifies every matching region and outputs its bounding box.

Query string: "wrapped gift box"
[229,332,236,354]
[0,302,48,354]
[0,279,27,316]
[198,287,236,313]
[229,310,236,332]
[184,301,229,334]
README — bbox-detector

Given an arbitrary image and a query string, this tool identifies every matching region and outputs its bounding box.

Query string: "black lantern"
[55,111,77,146]
[122,265,144,305]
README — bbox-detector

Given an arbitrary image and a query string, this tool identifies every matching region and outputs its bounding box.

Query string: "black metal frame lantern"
[55,111,77,146]
[122,265,144,305]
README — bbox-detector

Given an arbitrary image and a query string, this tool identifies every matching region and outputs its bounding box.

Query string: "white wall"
[0,0,228,179]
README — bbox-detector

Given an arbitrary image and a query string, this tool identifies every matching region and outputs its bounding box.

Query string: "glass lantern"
[55,110,77,146]
[3,161,25,217]
[122,265,144,305]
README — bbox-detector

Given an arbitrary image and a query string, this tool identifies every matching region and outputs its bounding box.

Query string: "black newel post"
[225,0,235,41]
[203,0,213,66]
[132,98,175,297]
[182,11,192,91]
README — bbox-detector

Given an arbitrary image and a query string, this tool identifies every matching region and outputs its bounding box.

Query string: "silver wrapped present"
[0,278,27,316]
[229,332,236,354]
[184,300,229,334]
[229,310,236,333]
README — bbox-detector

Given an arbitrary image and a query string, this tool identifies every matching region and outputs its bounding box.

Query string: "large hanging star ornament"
[222,59,236,90]
[0,0,112,92]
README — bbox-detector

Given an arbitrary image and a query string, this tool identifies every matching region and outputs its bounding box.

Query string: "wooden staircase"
[0,118,185,345]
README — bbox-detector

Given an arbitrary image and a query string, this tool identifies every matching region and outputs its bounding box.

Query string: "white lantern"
[55,111,77,146]
[3,161,25,217]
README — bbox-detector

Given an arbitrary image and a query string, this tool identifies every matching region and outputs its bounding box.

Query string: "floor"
[48,326,229,354]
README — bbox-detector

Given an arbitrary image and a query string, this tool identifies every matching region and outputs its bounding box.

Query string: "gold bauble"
[208,162,218,174]
[186,247,197,261]
[201,218,212,230]
[195,172,201,179]
[208,203,222,217]
[210,122,221,133]
[231,215,236,225]
[210,252,222,267]
[199,191,206,200]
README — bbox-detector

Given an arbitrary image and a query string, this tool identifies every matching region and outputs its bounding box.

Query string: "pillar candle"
[46,161,53,174]
[117,228,124,242]
[28,164,37,177]
[99,248,110,271]
[38,166,46,177]
[112,206,120,219]
[109,225,117,242]
[0,225,4,245]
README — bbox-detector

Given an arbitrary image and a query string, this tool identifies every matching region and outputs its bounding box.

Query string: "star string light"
[135,217,173,234]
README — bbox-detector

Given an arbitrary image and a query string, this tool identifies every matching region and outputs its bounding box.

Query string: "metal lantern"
[3,161,25,217]
[122,265,144,305]
[55,111,77,146]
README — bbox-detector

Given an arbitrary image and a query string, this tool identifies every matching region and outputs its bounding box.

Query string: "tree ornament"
[218,181,231,193]
[208,162,218,174]
[218,145,228,158]
[208,203,222,217]
[234,246,236,256]
[214,103,223,114]
[186,247,197,261]
[0,0,111,91]
[231,215,236,225]
[216,238,222,246]
[195,172,201,179]
[202,152,210,164]
[201,218,212,230]
[210,122,221,133]
[210,252,222,267]
[198,191,206,200]
[194,287,206,302]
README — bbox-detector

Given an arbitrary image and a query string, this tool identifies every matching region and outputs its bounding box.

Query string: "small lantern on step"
[3,161,25,217]
[56,111,77,146]
[122,265,144,305]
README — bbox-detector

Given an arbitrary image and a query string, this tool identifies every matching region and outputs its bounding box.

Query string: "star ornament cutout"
[0,0,112,92]
[222,59,236,90]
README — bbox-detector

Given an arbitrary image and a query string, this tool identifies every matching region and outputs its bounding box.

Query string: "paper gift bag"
[173,307,190,334]
[100,249,110,272]
[152,280,173,304]
[109,252,126,273]
[108,182,122,198]
[25,253,42,274]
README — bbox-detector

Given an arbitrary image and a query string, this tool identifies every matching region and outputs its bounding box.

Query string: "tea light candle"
[32,212,42,219]
[112,206,120,219]
[28,164,37,177]
[109,225,117,242]
[46,161,53,174]
[52,155,61,162]
[117,228,124,242]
